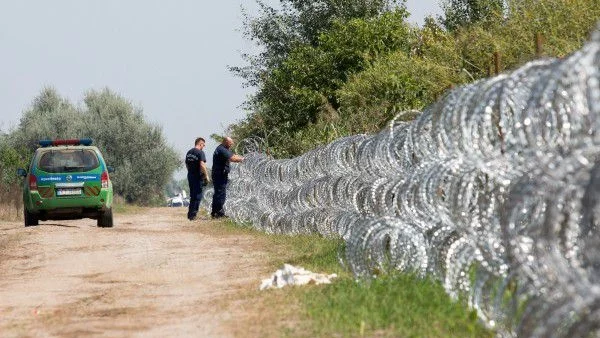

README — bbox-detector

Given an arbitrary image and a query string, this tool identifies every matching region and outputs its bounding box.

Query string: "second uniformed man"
[185,137,210,220]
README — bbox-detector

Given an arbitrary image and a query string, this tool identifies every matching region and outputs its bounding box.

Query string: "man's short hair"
[195,137,206,145]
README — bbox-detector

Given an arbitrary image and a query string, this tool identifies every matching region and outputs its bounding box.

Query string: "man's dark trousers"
[187,174,204,220]
[211,175,228,217]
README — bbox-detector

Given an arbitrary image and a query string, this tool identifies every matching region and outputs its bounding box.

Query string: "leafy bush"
[336,19,467,133]
[454,0,600,78]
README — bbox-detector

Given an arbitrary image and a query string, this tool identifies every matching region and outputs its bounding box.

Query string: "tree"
[288,0,403,45]
[229,0,600,158]
[11,87,84,151]
[82,89,181,204]
[231,0,404,89]
[5,87,180,205]
[453,0,600,79]
[230,9,413,157]
[439,0,504,32]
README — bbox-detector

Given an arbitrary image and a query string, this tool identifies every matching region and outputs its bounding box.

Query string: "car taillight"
[29,174,38,191]
[101,171,109,188]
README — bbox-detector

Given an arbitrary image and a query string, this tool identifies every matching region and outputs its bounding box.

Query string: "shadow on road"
[38,223,80,228]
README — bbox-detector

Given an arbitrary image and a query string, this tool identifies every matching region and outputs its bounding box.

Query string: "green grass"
[263,233,347,275]
[219,220,494,338]
[301,274,492,337]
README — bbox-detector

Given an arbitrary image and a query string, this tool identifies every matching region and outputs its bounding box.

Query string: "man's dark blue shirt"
[185,147,206,178]
[212,144,233,178]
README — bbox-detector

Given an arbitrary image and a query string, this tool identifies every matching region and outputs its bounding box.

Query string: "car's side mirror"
[107,166,115,173]
[16,168,27,177]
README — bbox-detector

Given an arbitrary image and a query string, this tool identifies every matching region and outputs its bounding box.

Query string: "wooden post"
[535,32,544,57]
[494,51,501,75]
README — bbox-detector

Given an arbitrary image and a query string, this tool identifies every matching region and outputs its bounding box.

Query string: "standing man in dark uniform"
[211,136,244,219]
[185,137,210,221]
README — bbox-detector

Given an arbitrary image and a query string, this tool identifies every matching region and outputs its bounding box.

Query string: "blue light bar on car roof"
[38,138,93,147]
[38,140,53,147]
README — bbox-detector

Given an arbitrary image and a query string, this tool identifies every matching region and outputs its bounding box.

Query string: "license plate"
[56,188,82,196]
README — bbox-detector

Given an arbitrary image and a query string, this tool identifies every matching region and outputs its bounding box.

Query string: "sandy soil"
[0,208,286,338]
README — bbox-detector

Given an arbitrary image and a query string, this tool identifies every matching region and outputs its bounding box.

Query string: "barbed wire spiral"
[202,25,600,337]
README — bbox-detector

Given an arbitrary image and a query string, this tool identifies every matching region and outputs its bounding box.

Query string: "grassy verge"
[214,219,493,338]
[301,274,491,337]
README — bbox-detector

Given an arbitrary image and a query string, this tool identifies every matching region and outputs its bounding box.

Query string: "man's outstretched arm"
[230,154,244,163]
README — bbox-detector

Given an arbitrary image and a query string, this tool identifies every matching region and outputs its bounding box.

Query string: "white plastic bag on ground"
[259,264,337,290]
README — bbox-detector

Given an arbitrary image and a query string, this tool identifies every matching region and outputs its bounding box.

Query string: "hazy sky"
[0,0,442,175]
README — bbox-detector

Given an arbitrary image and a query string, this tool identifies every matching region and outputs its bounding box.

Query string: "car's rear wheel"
[97,208,113,228]
[24,209,39,227]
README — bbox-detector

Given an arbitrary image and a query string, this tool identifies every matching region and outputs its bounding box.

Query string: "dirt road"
[0,208,283,338]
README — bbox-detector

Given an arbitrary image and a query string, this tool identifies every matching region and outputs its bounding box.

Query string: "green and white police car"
[17,138,115,227]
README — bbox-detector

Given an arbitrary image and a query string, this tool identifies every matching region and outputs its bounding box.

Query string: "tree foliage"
[231,8,412,156]
[454,0,600,78]
[231,0,404,87]
[3,87,180,205]
[229,0,600,157]
[0,135,29,195]
[11,88,84,150]
[439,0,504,32]
[82,89,180,203]
[336,18,465,133]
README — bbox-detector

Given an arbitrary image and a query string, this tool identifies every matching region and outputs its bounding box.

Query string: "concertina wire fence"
[202,25,600,337]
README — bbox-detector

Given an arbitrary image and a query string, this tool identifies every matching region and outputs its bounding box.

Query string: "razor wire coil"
[202,25,600,337]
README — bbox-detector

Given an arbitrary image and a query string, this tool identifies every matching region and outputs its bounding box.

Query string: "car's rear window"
[37,149,100,173]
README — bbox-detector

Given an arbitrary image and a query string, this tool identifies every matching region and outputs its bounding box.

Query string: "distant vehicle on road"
[17,138,115,227]
[167,191,188,207]
[168,195,184,207]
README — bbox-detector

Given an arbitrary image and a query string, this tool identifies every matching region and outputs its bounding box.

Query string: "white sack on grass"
[259,264,337,290]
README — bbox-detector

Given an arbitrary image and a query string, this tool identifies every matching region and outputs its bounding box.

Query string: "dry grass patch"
[0,202,21,222]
